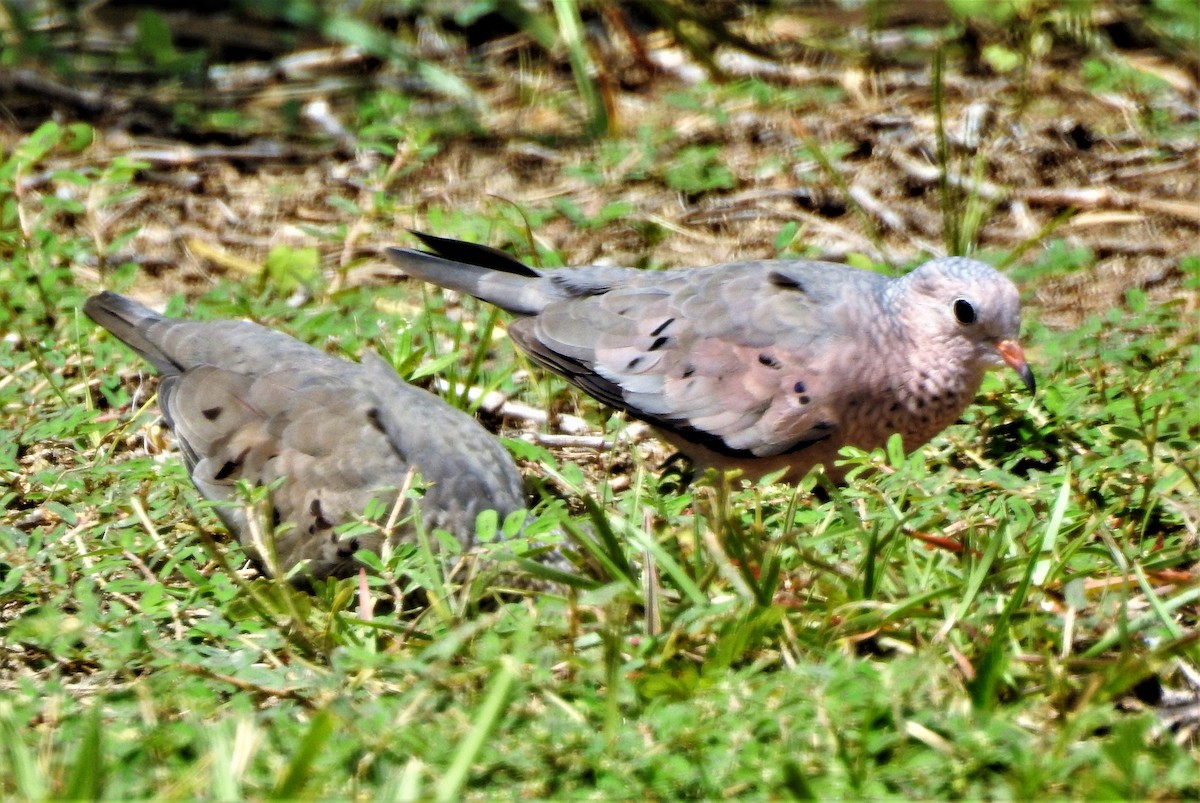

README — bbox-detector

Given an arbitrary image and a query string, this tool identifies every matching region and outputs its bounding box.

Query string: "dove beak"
[996,339,1035,393]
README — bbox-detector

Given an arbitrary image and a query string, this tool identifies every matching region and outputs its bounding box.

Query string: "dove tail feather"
[408,230,539,277]
[385,239,554,316]
[84,291,180,375]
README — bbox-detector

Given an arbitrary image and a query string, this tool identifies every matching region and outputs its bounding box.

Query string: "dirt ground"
[8,4,1199,331]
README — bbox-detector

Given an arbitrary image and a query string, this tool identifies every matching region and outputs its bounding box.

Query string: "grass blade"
[435,609,535,802]
[61,703,104,801]
[1032,467,1071,586]
[553,0,608,137]
[0,701,47,800]
[967,501,1055,709]
[270,708,336,799]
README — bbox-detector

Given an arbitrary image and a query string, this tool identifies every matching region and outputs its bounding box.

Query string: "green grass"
[2,7,1199,795]
[2,144,1198,799]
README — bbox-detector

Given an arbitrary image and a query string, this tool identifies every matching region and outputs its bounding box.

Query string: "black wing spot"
[681,367,695,378]
[201,407,222,421]
[769,271,806,292]
[758,353,782,369]
[627,356,643,370]
[309,498,333,532]
[213,445,253,482]
[649,336,669,352]
[213,460,238,480]
[366,407,387,434]
[650,318,675,336]
[793,381,806,394]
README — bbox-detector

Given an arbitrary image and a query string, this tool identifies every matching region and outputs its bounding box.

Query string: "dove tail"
[409,230,539,277]
[384,231,553,316]
[84,291,179,374]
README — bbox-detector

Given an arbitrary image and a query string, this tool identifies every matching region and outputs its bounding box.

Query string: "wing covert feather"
[510,263,856,456]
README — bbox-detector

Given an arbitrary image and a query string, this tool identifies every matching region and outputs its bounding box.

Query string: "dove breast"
[85,291,525,580]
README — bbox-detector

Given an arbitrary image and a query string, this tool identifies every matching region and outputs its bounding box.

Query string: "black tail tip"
[404,230,539,277]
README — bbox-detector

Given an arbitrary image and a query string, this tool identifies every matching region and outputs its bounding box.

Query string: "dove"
[84,291,526,580]
[385,231,1035,483]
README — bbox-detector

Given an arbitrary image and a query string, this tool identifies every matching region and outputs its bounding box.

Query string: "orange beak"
[996,340,1035,393]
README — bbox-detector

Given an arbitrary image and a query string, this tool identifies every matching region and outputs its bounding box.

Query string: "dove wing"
[510,261,875,458]
[159,350,524,578]
[87,292,525,579]
[160,363,406,576]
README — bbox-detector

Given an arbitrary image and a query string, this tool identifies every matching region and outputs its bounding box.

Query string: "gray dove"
[85,291,526,580]
[385,232,1035,483]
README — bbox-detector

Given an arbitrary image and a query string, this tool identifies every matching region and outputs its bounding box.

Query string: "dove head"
[899,257,1035,393]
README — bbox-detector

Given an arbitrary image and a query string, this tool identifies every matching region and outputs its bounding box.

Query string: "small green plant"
[130,10,207,79]
[662,144,737,197]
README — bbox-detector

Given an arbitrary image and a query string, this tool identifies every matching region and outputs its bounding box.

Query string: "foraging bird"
[84,291,526,580]
[386,232,1035,483]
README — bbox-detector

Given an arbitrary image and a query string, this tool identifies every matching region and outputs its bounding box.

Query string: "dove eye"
[953,298,977,325]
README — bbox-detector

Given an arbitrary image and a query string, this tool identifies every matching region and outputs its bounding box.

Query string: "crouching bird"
[84,291,526,581]
[386,232,1035,484]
